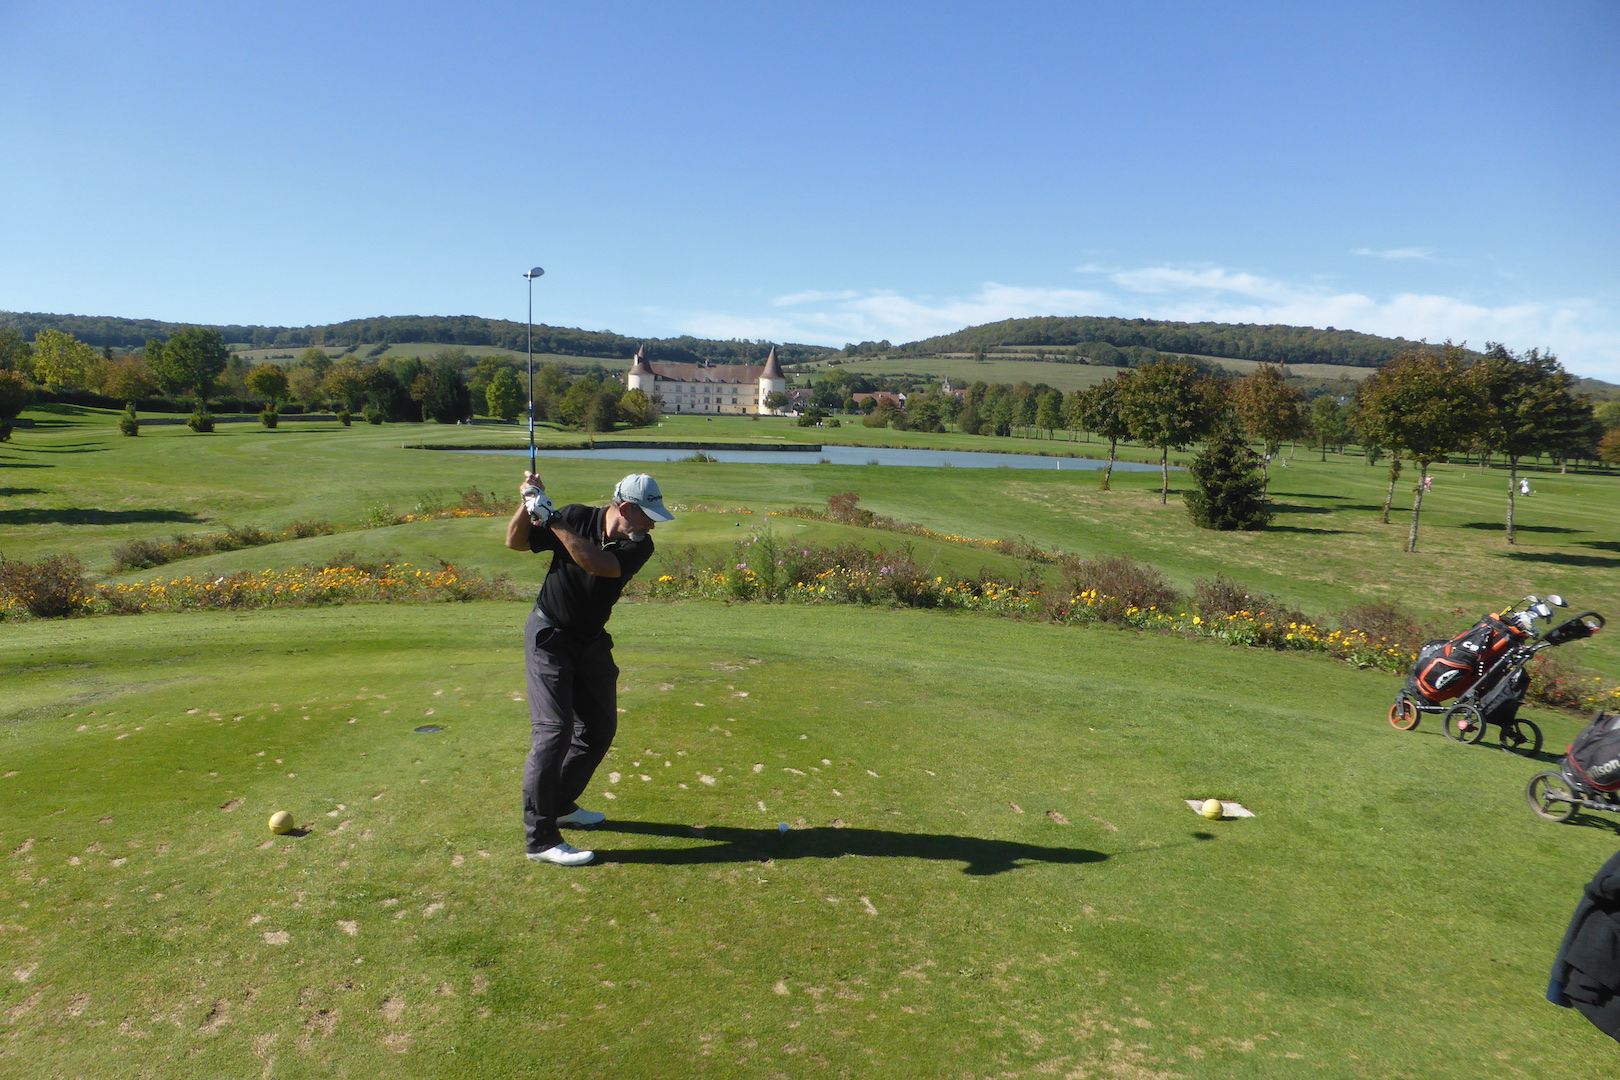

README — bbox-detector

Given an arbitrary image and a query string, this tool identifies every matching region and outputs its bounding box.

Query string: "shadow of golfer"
[591,820,1108,876]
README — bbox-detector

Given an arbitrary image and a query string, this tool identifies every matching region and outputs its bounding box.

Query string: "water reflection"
[449,445,1164,471]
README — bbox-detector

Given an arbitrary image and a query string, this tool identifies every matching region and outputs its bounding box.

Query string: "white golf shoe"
[556,807,606,827]
[527,842,594,866]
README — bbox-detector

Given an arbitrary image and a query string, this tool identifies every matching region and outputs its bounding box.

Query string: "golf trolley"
[1388,594,1605,756]
[1527,712,1620,824]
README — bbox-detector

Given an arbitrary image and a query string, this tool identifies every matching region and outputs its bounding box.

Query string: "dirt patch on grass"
[5,991,41,1022]
[198,998,230,1034]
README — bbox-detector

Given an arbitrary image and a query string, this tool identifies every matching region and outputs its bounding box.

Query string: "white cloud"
[1353,247,1435,261]
[772,289,862,307]
[1088,264,1619,378]
[668,264,1620,383]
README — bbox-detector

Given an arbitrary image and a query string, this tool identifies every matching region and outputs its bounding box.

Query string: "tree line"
[815,345,1620,548]
[0,327,658,432]
[5,309,1501,371]
[0,311,837,366]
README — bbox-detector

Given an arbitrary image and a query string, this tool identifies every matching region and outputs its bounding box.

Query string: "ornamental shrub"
[1337,600,1427,656]
[259,406,280,429]
[0,554,92,618]
[1056,553,1182,614]
[118,402,139,436]
[187,405,215,433]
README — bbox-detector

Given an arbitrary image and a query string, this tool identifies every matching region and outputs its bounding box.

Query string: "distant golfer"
[505,470,672,865]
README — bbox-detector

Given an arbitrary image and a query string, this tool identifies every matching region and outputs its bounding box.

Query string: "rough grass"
[1,602,1616,1078]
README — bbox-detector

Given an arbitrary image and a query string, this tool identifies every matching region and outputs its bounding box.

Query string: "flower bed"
[1,561,518,619]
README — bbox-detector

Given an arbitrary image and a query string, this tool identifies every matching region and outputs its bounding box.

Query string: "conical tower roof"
[760,346,784,380]
[629,344,654,375]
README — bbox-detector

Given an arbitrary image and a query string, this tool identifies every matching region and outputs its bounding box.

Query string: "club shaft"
[527,276,536,473]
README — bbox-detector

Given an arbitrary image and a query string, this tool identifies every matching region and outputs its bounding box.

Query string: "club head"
[524,267,545,279]
[1533,603,1553,619]
[1547,594,1567,608]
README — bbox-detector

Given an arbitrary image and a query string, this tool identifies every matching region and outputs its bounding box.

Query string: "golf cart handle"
[1542,612,1605,647]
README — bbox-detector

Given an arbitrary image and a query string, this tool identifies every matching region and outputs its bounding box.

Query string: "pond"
[448,445,1165,472]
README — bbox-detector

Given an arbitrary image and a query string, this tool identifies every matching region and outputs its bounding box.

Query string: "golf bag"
[1409,614,1529,704]
[1478,667,1530,727]
[1565,713,1620,795]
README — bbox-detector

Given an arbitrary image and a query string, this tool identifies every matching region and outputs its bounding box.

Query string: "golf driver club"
[524,266,545,474]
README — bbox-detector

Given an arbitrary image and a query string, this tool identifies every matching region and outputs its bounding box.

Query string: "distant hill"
[896,315,1441,369]
[0,312,838,367]
[7,309,1615,397]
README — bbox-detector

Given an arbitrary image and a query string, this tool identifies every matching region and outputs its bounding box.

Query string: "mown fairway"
[3,407,1620,1077]
[5,407,1616,668]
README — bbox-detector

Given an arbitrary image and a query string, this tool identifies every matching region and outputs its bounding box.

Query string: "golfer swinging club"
[505,469,672,865]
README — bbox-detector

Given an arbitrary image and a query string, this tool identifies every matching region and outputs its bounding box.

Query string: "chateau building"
[626,344,787,416]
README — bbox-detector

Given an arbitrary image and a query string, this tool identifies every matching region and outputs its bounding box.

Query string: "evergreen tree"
[1185,422,1271,531]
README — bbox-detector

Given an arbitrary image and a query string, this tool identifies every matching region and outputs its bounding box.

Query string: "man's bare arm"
[503,471,620,576]
[505,502,533,550]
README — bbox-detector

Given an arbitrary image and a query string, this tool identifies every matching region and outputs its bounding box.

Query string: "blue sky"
[4,1,1617,380]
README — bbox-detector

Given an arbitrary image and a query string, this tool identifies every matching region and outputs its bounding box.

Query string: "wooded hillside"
[0,309,1505,373]
[897,315,1441,368]
[0,312,838,366]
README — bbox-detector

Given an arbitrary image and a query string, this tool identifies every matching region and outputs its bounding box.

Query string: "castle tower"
[627,344,655,397]
[758,346,785,415]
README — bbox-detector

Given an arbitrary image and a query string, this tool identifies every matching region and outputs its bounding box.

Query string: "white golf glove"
[522,486,556,523]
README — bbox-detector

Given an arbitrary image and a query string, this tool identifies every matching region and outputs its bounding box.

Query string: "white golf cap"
[613,473,674,521]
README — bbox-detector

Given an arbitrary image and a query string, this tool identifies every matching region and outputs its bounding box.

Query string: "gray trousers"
[522,608,619,853]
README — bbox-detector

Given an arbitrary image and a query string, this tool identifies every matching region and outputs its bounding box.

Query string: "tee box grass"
[2,602,1616,1078]
[3,405,1620,1076]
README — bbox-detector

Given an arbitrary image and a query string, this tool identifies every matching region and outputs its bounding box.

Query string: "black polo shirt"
[529,504,654,637]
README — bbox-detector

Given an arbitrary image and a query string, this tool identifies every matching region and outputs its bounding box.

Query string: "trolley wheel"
[1443,705,1486,744]
[1527,771,1579,823]
[1499,718,1543,757]
[1389,695,1420,731]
